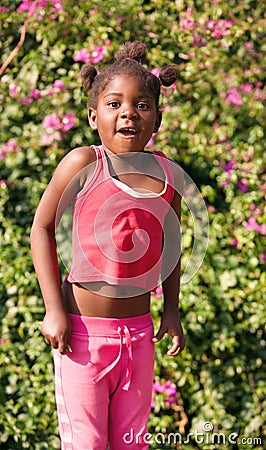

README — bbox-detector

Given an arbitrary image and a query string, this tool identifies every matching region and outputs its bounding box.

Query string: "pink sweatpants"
[53,313,154,450]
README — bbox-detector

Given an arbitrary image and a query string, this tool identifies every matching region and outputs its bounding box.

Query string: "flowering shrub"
[0,0,265,448]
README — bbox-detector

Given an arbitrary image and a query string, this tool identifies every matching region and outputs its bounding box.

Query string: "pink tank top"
[66,146,174,291]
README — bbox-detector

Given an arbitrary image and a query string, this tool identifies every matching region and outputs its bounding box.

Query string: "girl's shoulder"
[66,146,99,191]
[48,146,98,196]
[63,145,97,168]
[54,145,97,180]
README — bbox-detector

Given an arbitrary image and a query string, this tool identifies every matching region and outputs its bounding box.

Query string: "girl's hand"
[41,310,71,354]
[152,312,185,356]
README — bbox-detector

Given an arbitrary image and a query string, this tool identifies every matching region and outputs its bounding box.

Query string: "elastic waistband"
[68,312,152,336]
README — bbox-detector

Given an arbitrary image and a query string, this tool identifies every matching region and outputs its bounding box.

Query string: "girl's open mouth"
[117,127,137,137]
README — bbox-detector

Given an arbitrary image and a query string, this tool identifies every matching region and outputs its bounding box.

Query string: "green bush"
[0,1,265,448]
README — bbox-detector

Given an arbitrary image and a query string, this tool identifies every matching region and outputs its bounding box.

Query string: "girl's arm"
[152,184,185,356]
[30,147,96,353]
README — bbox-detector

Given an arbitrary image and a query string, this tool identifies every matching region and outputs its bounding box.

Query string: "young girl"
[31,40,185,450]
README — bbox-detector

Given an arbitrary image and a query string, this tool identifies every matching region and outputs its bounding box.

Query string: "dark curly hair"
[80,41,178,110]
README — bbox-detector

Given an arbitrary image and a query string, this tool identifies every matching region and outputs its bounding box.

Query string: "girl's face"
[88,75,161,154]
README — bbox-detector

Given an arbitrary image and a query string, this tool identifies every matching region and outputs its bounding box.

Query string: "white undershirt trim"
[112,176,167,198]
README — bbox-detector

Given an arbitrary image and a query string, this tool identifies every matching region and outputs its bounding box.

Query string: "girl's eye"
[108,101,120,108]
[137,103,149,109]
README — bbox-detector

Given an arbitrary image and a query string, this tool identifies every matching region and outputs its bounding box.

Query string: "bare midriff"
[62,281,151,318]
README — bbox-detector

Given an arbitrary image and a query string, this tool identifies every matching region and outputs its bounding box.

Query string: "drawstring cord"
[92,325,133,391]
[123,325,132,391]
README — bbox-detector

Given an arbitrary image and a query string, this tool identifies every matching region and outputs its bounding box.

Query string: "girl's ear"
[154,111,162,133]
[88,107,98,130]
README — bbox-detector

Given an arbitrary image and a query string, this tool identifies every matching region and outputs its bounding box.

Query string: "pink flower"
[53,80,65,90]
[208,19,233,38]
[0,139,21,160]
[231,238,238,247]
[245,218,266,235]
[42,112,75,133]
[237,180,249,193]
[254,89,265,100]
[220,181,230,189]
[90,46,104,64]
[30,88,42,99]
[187,51,196,58]
[225,88,243,107]
[153,381,164,393]
[206,19,216,31]
[61,113,75,131]
[179,8,197,30]
[19,97,33,106]
[42,80,66,97]
[9,84,19,98]
[180,18,195,30]
[51,0,63,12]
[220,160,235,173]
[213,19,233,38]
[43,113,61,130]
[17,0,43,16]
[259,253,266,264]
[151,68,160,78]
[17,0,35,12]
[74,48,90,63]
[192,33,206,47]
[207,205,217,213]
[0,179,7,187]
[152,380,177,407]
[40,131,62,144]
[163,381,177,405]
[0,148,7,160]
[6,140,18,150]
[151,285,163,297]
[239,83,252,93]
[74,46,104,64]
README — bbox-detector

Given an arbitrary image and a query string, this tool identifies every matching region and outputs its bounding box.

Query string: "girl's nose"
[120,105,138,119]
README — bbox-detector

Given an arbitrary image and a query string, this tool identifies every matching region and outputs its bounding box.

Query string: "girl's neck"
[102,144,145,158]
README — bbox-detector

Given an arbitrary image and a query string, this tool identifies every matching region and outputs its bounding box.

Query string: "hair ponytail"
[114,41,147,64]
[159,64,178,87]
[80,64,98,91]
